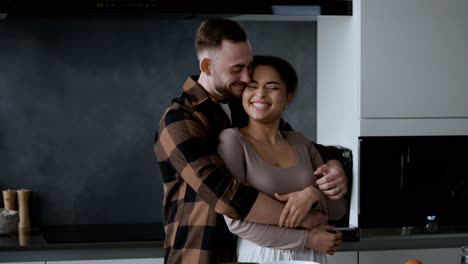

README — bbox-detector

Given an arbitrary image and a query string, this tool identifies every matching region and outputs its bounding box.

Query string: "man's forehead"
[219,40,252,54]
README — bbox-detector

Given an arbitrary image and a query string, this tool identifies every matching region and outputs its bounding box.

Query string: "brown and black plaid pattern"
[154,76,259,264]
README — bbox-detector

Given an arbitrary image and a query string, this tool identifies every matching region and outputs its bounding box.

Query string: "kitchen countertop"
[0,224,165,262]
[1,225,468,262]
[0,228,164,251]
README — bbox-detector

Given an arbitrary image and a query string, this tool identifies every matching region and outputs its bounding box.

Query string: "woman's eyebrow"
[265,81,280,85]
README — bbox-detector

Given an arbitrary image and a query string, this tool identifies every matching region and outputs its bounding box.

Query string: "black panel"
[359,136,468,229]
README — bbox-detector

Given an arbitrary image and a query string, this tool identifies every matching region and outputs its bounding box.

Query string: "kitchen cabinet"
[47,259,163,264]
[359,248,460,264]
[360,0,468,119]
[327,251,358,264]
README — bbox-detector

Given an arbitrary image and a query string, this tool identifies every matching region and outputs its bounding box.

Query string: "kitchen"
[1,0,468,263]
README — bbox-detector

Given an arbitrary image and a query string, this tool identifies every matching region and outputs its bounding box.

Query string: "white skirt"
[237,237,327,264]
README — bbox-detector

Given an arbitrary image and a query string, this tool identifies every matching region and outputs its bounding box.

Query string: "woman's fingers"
[279,202,290,227]
[290,210,302,228]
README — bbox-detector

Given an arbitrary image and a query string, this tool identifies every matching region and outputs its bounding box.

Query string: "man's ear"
[200,57,212,76]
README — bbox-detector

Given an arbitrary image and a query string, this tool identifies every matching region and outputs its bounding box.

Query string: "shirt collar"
[183,75,212,106]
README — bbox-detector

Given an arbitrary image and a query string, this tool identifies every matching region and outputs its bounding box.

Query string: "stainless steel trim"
[360,226,468,238]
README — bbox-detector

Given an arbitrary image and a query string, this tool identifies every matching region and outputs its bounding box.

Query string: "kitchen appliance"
[0,0,352,19]
[359,136,468,235]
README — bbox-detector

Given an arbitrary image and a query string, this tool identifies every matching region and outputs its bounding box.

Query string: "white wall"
[317,0,361,227]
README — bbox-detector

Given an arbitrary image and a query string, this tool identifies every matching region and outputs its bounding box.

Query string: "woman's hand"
[305,225,343,255]
[275,186,319,228]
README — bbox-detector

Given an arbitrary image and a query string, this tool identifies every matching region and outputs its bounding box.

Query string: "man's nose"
[240,68,250,83]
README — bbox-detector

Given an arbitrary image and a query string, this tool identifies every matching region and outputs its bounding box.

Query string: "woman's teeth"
[253,103,268,108]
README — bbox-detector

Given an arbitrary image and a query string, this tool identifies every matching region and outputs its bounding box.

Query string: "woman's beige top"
[218,128,345,251]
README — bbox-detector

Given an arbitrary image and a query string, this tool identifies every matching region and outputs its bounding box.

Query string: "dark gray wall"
[0,17,317,226]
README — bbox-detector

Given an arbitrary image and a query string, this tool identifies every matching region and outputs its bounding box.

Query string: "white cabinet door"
[359,248,459,264]
[327,251,358,264]
[47,259,163,264]
[361,0,468,119]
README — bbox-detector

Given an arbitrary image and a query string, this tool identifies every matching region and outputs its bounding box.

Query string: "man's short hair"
[195,18,247,58]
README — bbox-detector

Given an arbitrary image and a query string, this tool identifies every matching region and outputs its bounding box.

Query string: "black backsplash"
[0,17,318,226]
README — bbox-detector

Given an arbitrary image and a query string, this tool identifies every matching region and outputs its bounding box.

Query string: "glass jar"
[462,246,468,264]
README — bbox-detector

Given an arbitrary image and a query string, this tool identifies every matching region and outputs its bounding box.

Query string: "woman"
[217,55,345,263]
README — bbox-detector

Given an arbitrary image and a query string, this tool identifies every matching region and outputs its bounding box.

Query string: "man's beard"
[212,78,240,103]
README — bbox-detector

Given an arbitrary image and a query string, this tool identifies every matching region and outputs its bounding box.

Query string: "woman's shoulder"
[219,127,244,143]
[219,127,241,137]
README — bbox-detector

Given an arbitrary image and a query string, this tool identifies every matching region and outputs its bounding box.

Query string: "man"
[154,18,348,264]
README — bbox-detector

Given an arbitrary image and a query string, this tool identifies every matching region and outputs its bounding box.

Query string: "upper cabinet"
[360,0,468,119]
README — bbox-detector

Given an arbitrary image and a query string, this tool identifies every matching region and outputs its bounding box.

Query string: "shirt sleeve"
[307,140,346,220]
[217,129,247,183]
[313,142,345,164]
[218,129,309,251]
[155,107,258,220]
[224,215,308,250]
[279,119,346,165]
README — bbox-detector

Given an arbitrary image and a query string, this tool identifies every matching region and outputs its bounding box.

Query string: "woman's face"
[242,65,292,124]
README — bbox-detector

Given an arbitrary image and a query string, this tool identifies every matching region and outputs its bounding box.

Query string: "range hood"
[0,0,352,19]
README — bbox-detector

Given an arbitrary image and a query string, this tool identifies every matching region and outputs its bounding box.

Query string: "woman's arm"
[224,215,309,250]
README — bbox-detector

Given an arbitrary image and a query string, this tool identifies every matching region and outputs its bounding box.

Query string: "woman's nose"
[255,87,267,97]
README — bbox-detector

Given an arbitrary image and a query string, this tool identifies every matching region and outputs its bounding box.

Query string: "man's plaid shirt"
[154,76,345,264]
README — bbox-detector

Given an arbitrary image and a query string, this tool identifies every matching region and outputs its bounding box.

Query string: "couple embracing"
[155,18,347,264]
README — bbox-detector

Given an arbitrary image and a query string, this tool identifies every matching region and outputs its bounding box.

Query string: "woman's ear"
[200,57,212,76]
[285,92,294,107]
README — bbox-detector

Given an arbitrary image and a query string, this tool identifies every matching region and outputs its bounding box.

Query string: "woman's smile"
[242,65,291,124]
[251,101,270,109]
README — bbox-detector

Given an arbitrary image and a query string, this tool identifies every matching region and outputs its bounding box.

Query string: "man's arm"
[155,108,258,220]
[157,107,311,225]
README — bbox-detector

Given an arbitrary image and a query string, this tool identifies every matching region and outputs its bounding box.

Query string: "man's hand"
[305,225,343,255]
[315,159,347,200]
[275,186,319,228]
[300,209,328,230]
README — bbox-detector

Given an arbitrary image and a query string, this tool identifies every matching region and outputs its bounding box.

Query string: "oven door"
[359,136,468,232]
